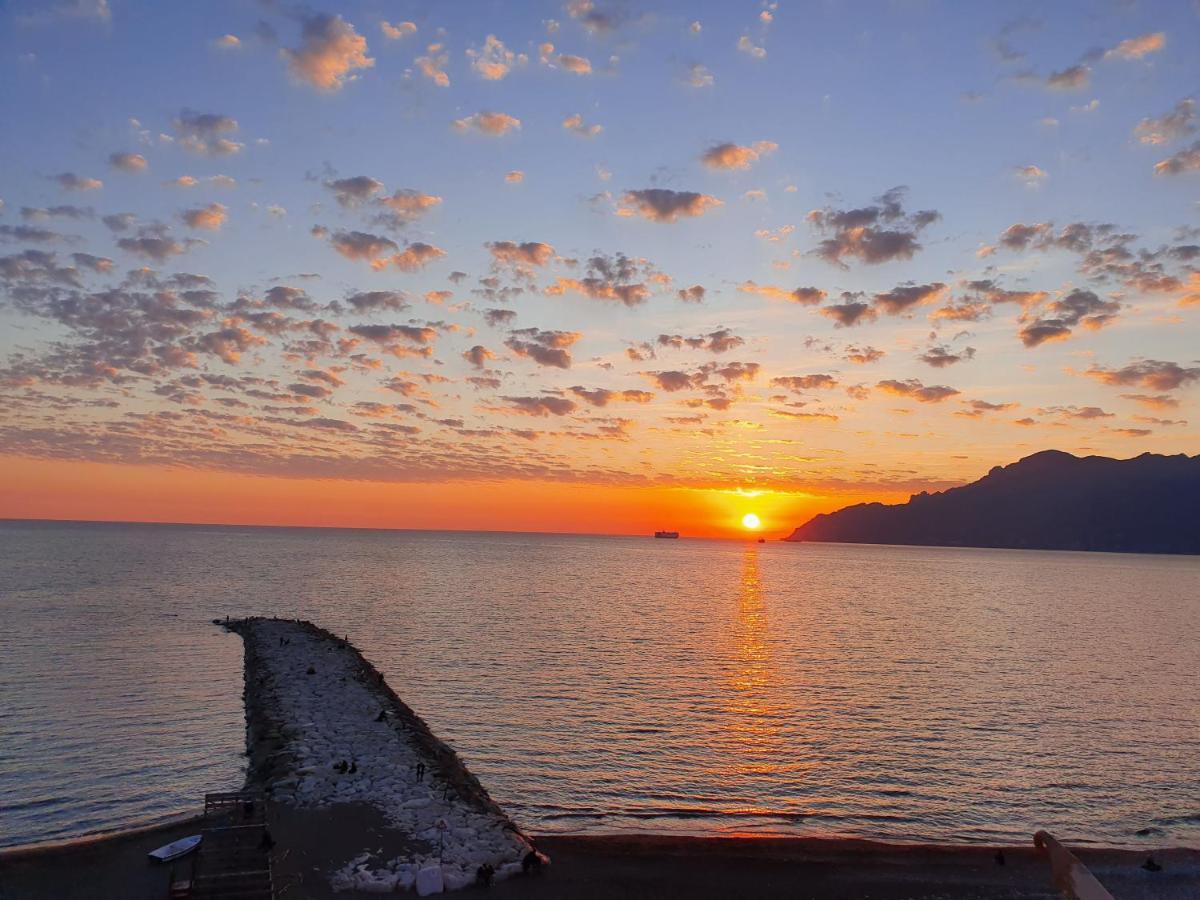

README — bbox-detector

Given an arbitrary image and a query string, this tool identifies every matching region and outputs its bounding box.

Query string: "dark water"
[1,520,1198,849]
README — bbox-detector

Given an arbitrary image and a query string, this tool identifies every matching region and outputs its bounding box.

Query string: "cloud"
[109,152,147,172]
[1135,99,1196,145]
[565,0,615,35]
[463,345,496,368]
[376,190,442,228]
[482,308,516,328]
[173,110,243,156]
[505,328,581,368]
[325,175,384,207]
[52,172,102,191]
[873,282,947,315]
[487,240,555,268]
[181,202,227,231]
[117,225,199,260]
[845,345,885,364]
[700,141,777,170]
[0,224,70,243]
[545,253,661,306]
[1154,141,1200,176]
[737,35,766,59]
[1014,164,1047,185]
[195,326,266,364]
[454,111,522,136]
[1018,288,1120,347]
[1103,32,1165,61]
[738,281,825,305]
[344,291,408,312]
[1046,64,1089,91]
[282,13,374,91]
[505,171,524,184]
[562,113,602,137]
[20,205,92,221]
[808,187,938,268]
[876,379,959,403]
[686,64,714,88]
[467,35,519,80]
[326,229,398,262]
[213,34,240,50]
[1084,360,1200,391]
[380,21,416,40]
[557,54,592,75]
[919,345,976,367]
[502,395,577,416]
[569,387,654,407]
[648,370,694,392]
[391,242,446,272]
[349,323,438,346]
[1120,393,1178,409]
[618,189,722,223]
[657,328,744,354]
[415,43,450,86]
[772,374,838,391]
[821,296,877,327]
[677,285,705,303]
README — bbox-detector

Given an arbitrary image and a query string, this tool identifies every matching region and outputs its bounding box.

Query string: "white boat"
[148,834,202,862]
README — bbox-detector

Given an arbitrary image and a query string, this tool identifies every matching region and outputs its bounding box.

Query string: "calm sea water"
[1,520,1198,850]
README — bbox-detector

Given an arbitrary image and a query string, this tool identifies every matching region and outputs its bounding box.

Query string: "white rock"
[415,865,444,896]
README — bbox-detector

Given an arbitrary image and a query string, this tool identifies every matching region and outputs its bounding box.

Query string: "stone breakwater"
[222,617,543,894]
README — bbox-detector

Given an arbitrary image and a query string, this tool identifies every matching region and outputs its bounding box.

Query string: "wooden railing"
[1034,830,1114,899]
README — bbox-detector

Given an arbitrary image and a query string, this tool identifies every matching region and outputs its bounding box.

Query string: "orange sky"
[0,456,907,539]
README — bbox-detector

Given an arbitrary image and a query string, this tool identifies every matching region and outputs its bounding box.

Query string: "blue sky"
[0,0,1198,515]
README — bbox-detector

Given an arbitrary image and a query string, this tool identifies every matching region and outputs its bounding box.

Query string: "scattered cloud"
[454,111,522,136]
[381,21,416,40]
[808,187,939,268]
[173,110,243,156]
[181,202,227,231]
[877,379,960,403]
[505,328,581,369]
[562,113,603,137]
[618,189,722,223]
[1102,32,1165,61]
[416,43,450,87]
[701,141,777,171]
[52,173,102,191]
[467,35,519,80]
[282,13,374,91]
[109,152,147,172]
[1084,359,1200,391]
[1135,99,1196,146]
[739,281,825,305]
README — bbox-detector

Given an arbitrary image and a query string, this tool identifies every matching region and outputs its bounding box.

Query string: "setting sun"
[742,513,762,530]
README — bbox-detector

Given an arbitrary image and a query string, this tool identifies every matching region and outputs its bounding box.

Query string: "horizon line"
[0,516,779,542]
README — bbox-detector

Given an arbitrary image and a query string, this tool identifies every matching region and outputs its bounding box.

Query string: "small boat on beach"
[148,834,202,863]
[654,530,680,539]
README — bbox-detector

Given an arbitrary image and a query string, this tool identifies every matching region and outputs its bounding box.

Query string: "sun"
[741,512,762,530]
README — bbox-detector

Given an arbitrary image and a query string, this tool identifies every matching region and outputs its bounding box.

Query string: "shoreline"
[4,818,1198,899]
[4,812,1195,862]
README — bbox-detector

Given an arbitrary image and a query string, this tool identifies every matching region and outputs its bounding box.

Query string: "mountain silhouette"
[785,450,1200,554]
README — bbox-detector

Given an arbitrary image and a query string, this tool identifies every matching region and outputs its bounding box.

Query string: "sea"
[1,519,1198,850]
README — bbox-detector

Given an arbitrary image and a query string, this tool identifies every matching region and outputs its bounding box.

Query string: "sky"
[0,0,1198,537]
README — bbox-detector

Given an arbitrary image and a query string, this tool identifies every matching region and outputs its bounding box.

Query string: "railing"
[1034,830,1114,900]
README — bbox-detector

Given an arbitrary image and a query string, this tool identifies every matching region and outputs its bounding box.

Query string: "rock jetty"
[222,617,544,894]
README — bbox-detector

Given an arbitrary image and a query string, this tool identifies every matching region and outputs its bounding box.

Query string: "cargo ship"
[654,530,680,539]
